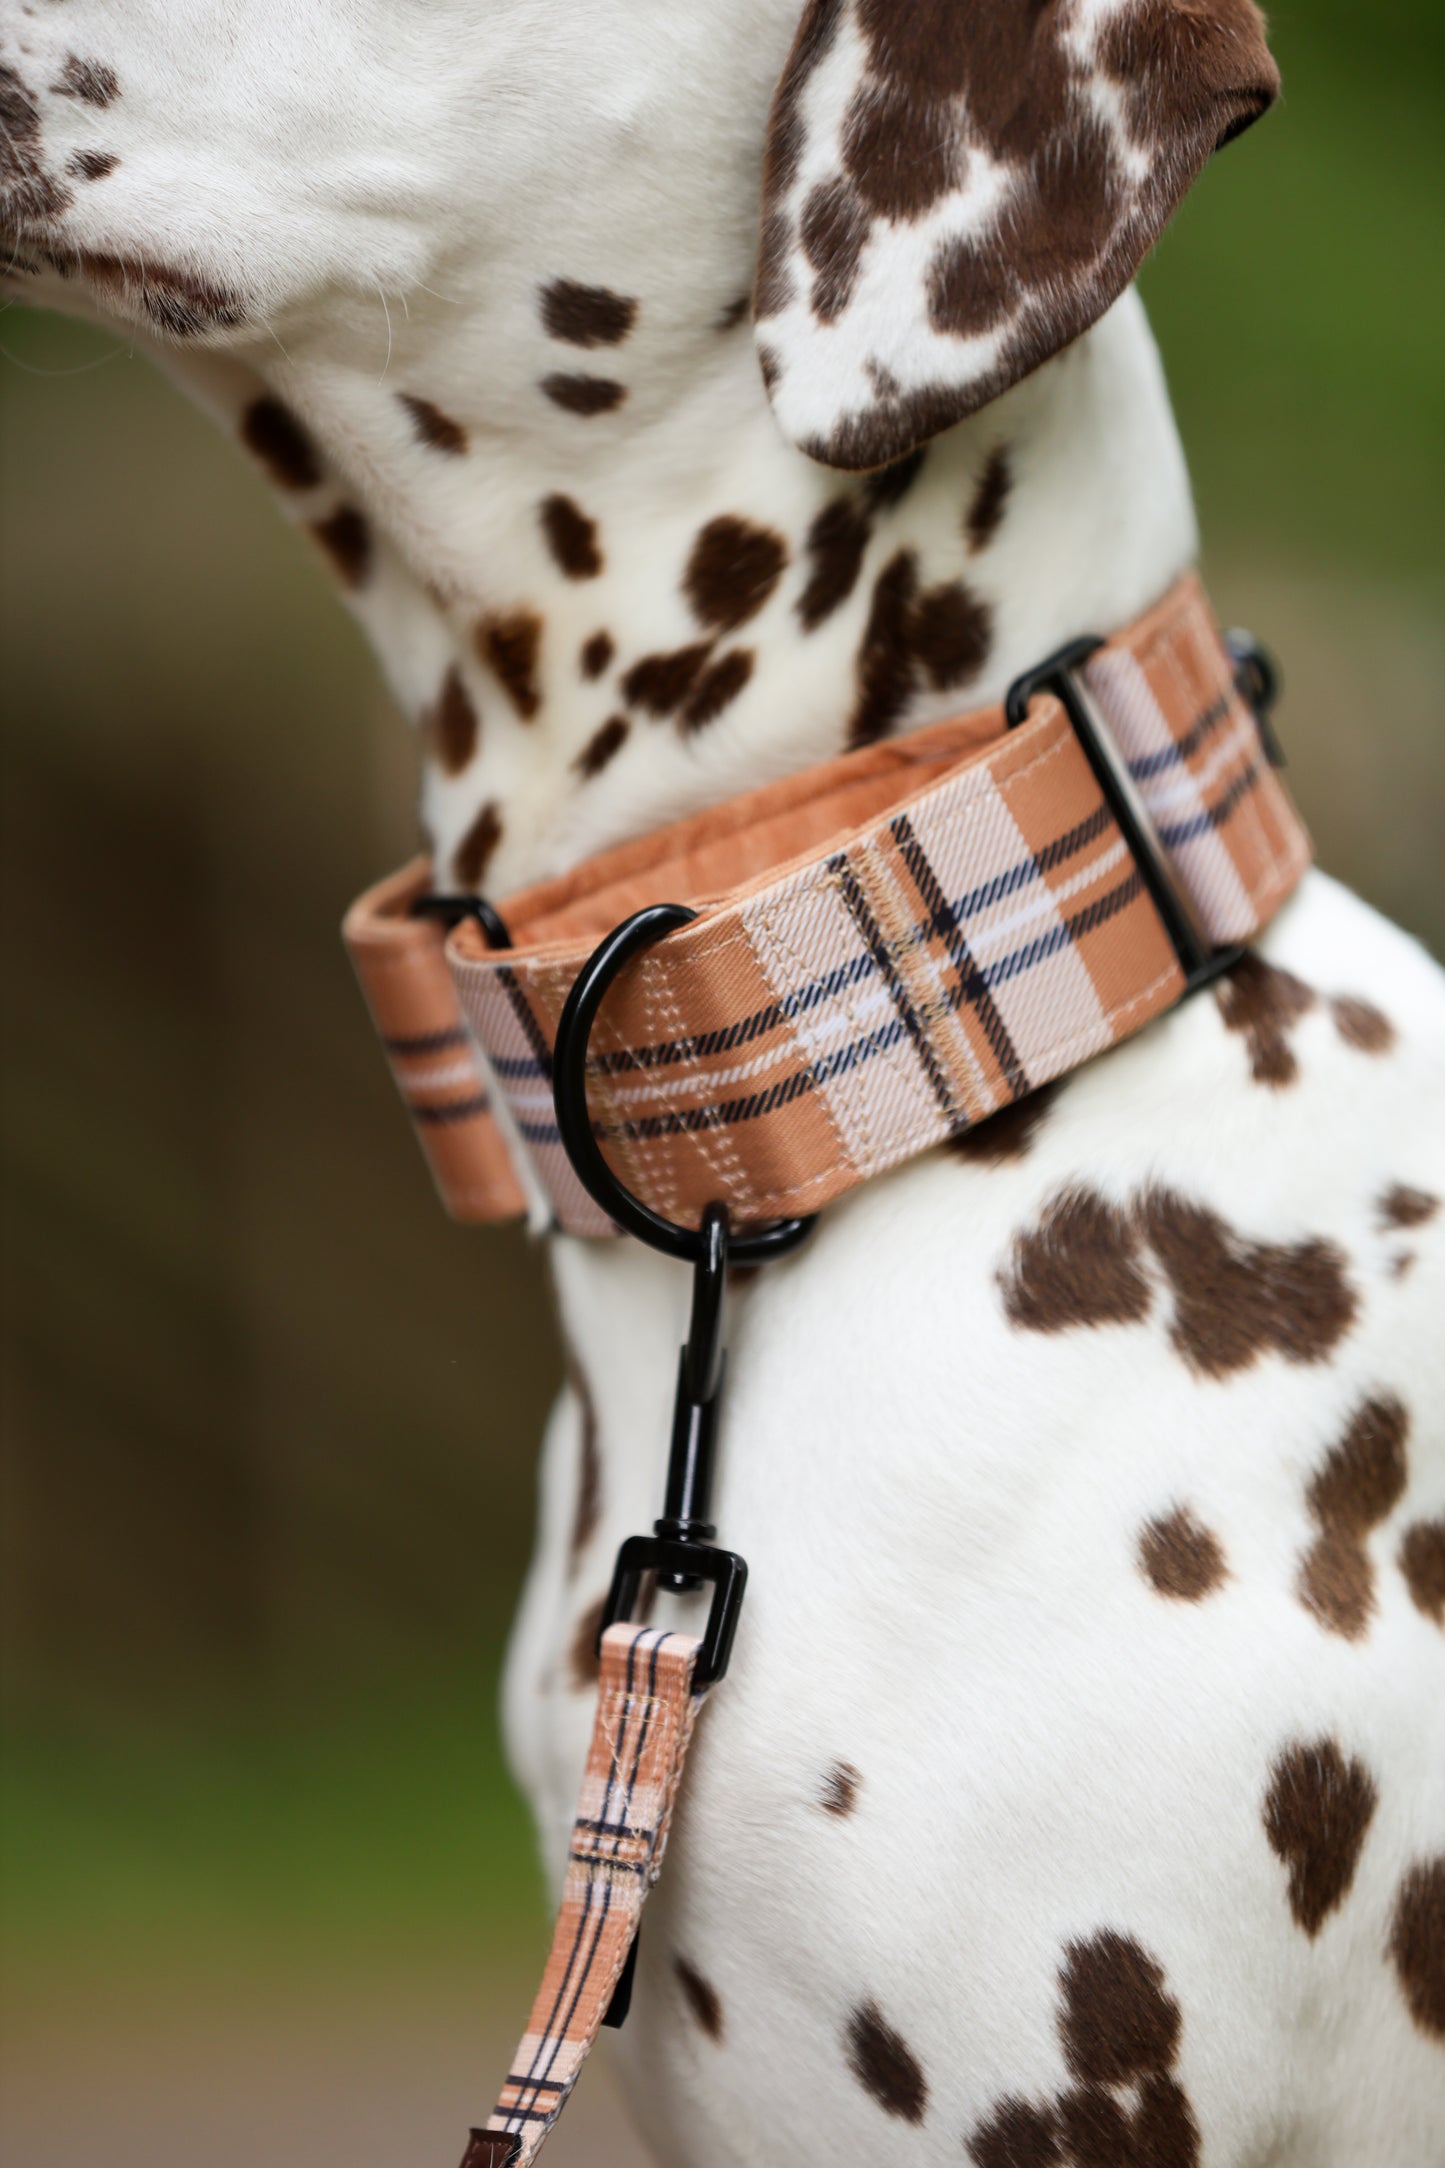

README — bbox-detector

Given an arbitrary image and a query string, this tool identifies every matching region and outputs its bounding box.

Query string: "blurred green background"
[2,4,1441,2159]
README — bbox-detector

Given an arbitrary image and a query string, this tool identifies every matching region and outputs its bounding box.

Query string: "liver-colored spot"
[673,1956,724,2041]
[1,61,75,222]
[1331,994,1395,1053]
[681,649,754,732]
[1297,1394,1408,1640]
[541,373,626,417]
[754,209,797,321]
[573,715,630,781]
[1215,953,1317,1087]
[966,447,1013,553]
[477,611,543,719]
[849,548,920,746]
[951,1081,1060,1167]
[539,278,637,348]
[54,54,119,107]
[843,2001,928,2123]
[967,2098,1062,2167]
[865,449,927,510]
[1058,1932,1180,2085]
[684,517,788,632]
[844,77,962,219]
[452,801,503,890]
[423,666,480,777]
[820,1762,860,1817]
[798,497,872,631]
[1000,1188,1152,1335]
[1262,1738,1376,1937]
[622,643,711,717]
[1137,1187,1357,1380]
[910,577,992,690]
[800,174,870,321]
[715,295,751,331]
[579,631,615,681]
[311,507,372,588]
[1139,1507,1227,1601]
[569,1594,608,1690]
[1378,1184,1439,1231]
[398,393,468,455]
[1398,1518,1445,1626]
[241,396,322,491]
[540,493,603,579]
[67,148,119,181]
[1389,1859,1445,2039]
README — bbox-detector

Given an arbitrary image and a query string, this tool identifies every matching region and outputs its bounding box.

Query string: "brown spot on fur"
[55,54,119,107]
[311,507,372,588]
[1263,1738,1377,1937]
[681,649,754,732]
[452,801,503,891]
[1131,2074,1201,2168]
[950,1081,1060,1166]
[1058,1932,1180,2085]
[423,667,480,778]
[755,210,797,320]
[1390,1859,1445,2039]
[1000,1188,1152,1335]
[1,62,74,223]
[820,1762,860,1817]
[67,148,119,181]
[399,393,468,455]
[844,76,964,220]
[1215,953,1317,1087]
[241,396,322,491]
[911,578,992,691]
[569,1594,608,1690]
[716,294,751,331]
[1139,1507,1227,1601]
[1398,1519,1445,1627]
[478,611,543,720]
[1306,1396,1409,1536]
[967,2098,1062,2168]
[1332,994,1395,1054]
[1378,1184,1439,1232]
[674,1957,724,2041]
[541,373,626,417]
[764,0,845,201]
[1298,1532,1374,1641]
[540,493,603,579]
[539,278,637,349]
[622,644,712,718]
[844,2002,927,2124]
[849,548,919,746]
[865,449,927,510]
[801,174,871,321]
[966,447,1013,553]
[580,631,615,682]
[798,498,872,631]
[684,517,788,633]
[574,715,630,781]
[1137,1188,1357,1379]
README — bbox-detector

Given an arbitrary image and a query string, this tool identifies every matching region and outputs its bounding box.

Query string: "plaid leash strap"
[461,1624,705,2168]
[346,573,1310,1237]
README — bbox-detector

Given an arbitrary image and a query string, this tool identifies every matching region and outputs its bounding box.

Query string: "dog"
[4,2,1443,2160]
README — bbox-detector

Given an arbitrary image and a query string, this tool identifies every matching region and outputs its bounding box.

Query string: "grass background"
[2,4,1441,2157]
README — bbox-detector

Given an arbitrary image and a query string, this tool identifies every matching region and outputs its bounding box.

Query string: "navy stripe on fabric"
[384,1025,471,1057]
[1156,760,1262,850]
[891,810,1024,1095]
[834,853,957,1121]
[411,1094,490,1125]
[1125,691,1233,780]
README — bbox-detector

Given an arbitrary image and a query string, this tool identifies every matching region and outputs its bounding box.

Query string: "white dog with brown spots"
[3,1,1443,2160]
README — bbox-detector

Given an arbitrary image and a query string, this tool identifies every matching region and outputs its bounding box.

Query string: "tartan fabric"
[345,574,1310,1237]
[475,1624,704,2167]
[343,862,527,1225]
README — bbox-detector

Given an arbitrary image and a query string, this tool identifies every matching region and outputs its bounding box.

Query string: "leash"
[342,571,1307,2163]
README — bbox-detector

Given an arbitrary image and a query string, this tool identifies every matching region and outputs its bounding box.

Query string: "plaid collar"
[345,573,1308,1240]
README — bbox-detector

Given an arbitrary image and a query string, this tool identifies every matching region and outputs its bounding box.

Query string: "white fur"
[3,4,1442,2159]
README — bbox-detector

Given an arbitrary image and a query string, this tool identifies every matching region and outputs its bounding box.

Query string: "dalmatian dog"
[5,2,1443,2160]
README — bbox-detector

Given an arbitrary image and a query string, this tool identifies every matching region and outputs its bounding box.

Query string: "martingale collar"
[345,573,1309,1240]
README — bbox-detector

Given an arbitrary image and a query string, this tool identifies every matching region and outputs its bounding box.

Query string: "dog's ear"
[754,0,1279,469]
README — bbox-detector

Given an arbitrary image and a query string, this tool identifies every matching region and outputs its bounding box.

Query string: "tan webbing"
[460,1624,705,2167]
[345,574,1310,1237]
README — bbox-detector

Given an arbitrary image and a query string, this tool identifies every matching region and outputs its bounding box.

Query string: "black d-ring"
[409,892,513,949]
[552,903,814,1267]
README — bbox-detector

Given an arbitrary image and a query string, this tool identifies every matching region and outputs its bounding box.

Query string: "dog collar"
[345,572,1309,1240]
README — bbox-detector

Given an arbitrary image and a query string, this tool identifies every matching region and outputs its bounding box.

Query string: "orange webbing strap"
[343,863,527,1225]
[460,1624,705,2167]
[344,574,1311,1237]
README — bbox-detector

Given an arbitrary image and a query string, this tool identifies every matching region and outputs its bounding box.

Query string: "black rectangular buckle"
[1005,639,1240,996]
[599,1533,748,1691]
